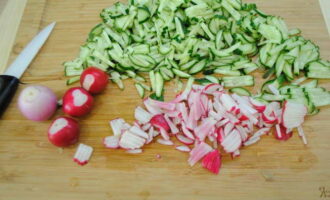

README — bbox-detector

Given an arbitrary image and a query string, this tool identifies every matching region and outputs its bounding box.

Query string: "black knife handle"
[0,75,20,118]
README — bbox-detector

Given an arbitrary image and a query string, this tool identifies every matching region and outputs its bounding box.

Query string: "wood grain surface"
[0,0,330,200]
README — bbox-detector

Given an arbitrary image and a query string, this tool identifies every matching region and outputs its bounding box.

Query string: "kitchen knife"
[0,22,56,118]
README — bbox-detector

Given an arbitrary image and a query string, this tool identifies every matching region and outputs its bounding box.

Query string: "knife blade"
[0,22,56,118]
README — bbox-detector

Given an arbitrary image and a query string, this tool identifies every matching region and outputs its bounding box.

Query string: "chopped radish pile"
[73,143,93,166]
[104,83,308,174]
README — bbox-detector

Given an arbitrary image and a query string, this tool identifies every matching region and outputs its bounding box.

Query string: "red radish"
[202,150,221,174]
[62,87,93,117]
[181,123,195,140]
[80,67,109,94]
[103,136,120,149]
[281,101,307,129]
[274,124,293,141]
[73,143,93,166]
[175,145,191,152]
[297,125,307,144]
[176,134,194,145]
[221,129,242,153]
[146,98,176,111]
[48,117,80,147]
[194,117,217,141]
[18,85,57,121]
[203,83,223,95]
[164,115,179,134]
[150,114,170,132]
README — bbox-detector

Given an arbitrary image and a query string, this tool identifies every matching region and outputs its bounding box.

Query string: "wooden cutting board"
[1,0,330,199]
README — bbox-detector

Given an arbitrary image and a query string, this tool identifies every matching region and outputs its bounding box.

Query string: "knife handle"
[0,75,19,118]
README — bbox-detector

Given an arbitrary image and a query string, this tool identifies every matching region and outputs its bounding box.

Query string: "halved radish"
[282,101,307,129]
[48,117,80,147]
[80,67,109,94]
[62,87,93,117]
[202,150,221,174]
[176,134,194,145]
[103,135,120,149]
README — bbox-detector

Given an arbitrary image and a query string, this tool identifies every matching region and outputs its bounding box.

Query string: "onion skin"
[18,85,57,121]
[80,67,109,94]
[48,117,80,147]
[62,87,94,117]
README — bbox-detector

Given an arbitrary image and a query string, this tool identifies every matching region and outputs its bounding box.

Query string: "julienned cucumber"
[63,0,329,98]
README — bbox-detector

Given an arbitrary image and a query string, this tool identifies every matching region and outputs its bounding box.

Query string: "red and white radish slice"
[129,126,149,139]
[176,134,194,145]
[103,135,120,149]
[144,99,162,115]
[164,114,179,134]
[146,127,154,144]
[146,98,176,111]
[202,150,221,174]
[119,131,146,150]
[188,142,213,166]
[142,123,151,131]
[159,127,170,140]
[177,103,188,122]
[274,124,293,141]
[175,145,191,152]
[157,139,174,146]
[244,136,260,146]
[224,112,240,125]
[192,84,205,91]
[62,87,94,117]
[221,129,242,153]
[249,98,266,113]
[219,93,238,112]
[153,130,160,137]
[252,127,270,138]
[194,117,217,141]
[186,109,197,130]
[109,118,126,136]
[236,125,248,142]
[216,118,229,128]
[209,110,223,121]
[224,123,235,137]
[73,143,93,166]
[231,149,240,158]
[282,101,307,129]
[126,149,143,154]
[232,94,257,114]
[203,83,223,95]
[150,114,170,132]
[134,106,152,124]
[181,123,195,140]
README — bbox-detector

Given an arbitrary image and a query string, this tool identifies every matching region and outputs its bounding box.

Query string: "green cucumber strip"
[135,83,145,98]
[222,75,254,87]
[229,87,251,96]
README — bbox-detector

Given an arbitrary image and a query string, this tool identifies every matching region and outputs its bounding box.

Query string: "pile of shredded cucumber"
[63,0,330,103]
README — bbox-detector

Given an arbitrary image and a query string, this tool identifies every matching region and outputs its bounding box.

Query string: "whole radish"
[62,87,93,117]
[18,85,57,121]
[80,67,109,94]
[48,117,80,147]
